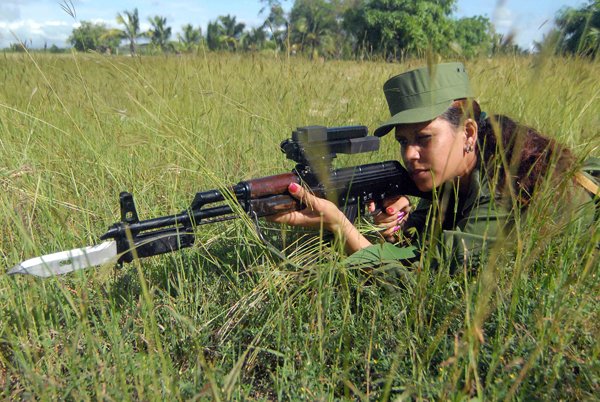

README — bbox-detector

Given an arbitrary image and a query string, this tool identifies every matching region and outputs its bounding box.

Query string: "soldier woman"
[268,62,597,267]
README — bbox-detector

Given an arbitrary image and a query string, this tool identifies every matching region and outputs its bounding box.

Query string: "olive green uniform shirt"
[402,159,597,272]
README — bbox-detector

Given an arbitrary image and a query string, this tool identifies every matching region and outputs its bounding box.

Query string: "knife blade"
[8,241,118,277]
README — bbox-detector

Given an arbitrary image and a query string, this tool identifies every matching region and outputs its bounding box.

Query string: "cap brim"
[374,100,453,137]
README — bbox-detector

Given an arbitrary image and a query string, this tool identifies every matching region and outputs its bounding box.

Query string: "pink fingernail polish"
[392,225,400,232]
[289,183,300,193]
[397,211,406,220]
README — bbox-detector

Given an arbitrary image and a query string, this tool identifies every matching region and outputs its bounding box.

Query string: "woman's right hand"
[367,196,411,242]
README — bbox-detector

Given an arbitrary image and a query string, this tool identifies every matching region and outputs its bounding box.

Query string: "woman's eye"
[396,138,408,146]
[416,135,431,145]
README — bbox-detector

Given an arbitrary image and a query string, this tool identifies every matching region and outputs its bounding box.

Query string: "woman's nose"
[403,144,420,161]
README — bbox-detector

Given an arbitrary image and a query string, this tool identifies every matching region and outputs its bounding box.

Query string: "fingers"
[382,196,411,215]
[287,182,321,212]
[267,210,308,226]
[267,183,343,231]
[287,182,306,201]
[371,196,411,243]
[368,195,409,217]
[379,211,408,235]
[377,212,407,243]
[373,197,411,225]
[379,211,408,233]
[265,183,312,226]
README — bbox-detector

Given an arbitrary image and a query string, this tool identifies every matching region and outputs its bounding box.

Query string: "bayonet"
[8,241,118,277]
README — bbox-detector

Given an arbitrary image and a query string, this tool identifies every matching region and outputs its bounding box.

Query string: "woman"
[268,62,597,268]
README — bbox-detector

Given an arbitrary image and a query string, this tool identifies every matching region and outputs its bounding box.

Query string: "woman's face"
[395,117,471,192]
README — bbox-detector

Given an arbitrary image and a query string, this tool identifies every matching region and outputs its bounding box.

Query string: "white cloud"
[0,19,74,48]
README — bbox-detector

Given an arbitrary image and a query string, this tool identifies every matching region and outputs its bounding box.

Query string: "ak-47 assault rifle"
[9,125,428,277]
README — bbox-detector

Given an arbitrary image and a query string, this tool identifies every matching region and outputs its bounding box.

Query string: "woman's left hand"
[266,183,346,232]
[266,182,372,253]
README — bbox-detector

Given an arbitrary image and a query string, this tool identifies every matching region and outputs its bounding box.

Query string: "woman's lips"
[410,168,430,179]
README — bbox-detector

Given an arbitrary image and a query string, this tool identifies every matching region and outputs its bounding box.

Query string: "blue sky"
[0,0,588,51]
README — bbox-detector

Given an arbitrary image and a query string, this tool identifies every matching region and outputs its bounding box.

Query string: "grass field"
[0,51,599,400]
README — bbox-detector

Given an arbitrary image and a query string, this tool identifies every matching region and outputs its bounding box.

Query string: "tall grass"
[0,51,598,400]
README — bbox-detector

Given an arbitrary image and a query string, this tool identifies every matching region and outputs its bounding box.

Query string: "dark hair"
[439,99,574,205]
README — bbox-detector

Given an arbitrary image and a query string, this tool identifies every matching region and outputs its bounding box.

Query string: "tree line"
[11,0,600,59]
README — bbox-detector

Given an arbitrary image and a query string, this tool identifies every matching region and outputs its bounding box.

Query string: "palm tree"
[261,3,288,51]
[218,15,246,50]
[116,8,140,56]
[206,20,221,50]
[177,24,202,52]
[147,15,172,52]
[554,0,600,58]
[289,0,337,58]
[99,28,124,54]
[206,15,246,51]
[242,27,267,51]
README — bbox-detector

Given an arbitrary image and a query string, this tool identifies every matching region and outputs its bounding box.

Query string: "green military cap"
[374,62,473,137]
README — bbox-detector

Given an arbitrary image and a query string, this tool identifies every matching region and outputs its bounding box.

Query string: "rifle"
[8,125,428,277]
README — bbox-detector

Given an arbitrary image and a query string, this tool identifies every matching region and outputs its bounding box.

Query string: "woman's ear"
[464,118,478,148]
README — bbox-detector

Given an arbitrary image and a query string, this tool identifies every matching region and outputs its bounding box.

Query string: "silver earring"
[465,143,473,153]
